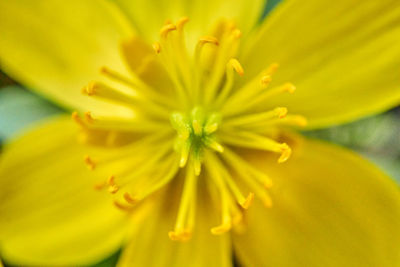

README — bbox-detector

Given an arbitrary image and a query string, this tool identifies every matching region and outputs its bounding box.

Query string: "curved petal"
[114,0,265,42]
[117,187,232,267]
[233,137,400,266]
[0,0,135,117]
[0,116,128,266]
[240,0,400,129]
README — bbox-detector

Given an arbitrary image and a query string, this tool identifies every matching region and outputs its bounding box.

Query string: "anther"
[123,192,137,205]
[113,200,133,211]
[152,42,161,54]
[84,155,96,170]
[211,221,232,235]
[168,230,192,242]
[81,81,96,96]
[232,29,242,39]
[93,181,106,191]
[108,185,119,194]
[261,75,272,86]
[176,17,189,31]
[278,143,291,163]
[240,192,255,209]
[198,36,219,46]
[84,111,94,123]
[265,63,279,76]
[71,111,86,128]
[228,59,244,76]
[274,107,288,119]
[283,83,296,93]
[160,24,177,38]
[107,176,119,194]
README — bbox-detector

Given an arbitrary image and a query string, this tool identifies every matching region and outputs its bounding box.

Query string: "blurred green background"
[1,0,399,266]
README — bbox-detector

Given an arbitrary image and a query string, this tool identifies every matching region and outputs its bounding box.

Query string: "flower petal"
[233,136,400,266]
[0,0,135,117]
[240,0,400,129]
[117,188,232,267]
[114,0,265,42]
[0,116,128,266]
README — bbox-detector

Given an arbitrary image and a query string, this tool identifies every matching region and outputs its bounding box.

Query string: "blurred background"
[1,0,399,265]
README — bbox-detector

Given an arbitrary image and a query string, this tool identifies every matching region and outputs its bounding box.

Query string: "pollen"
[75,16,307,241]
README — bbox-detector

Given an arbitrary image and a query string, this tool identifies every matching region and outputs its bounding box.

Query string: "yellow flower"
[1,0,400,266]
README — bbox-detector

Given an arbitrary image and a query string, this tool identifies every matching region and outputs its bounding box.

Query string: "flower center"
[72,17,307,242]
[170,107,223,176]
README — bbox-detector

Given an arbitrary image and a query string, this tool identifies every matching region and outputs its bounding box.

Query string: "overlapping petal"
[233,136,400,266]
[240,0,400,129]
[0,116,128,266]
[114,0,265,42]
[0,0,135,117]
[117,187,231,267]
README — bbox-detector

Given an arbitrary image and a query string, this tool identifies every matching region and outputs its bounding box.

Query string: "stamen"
[220,131,292,163]
[169,166,197,241]
[113,200,134,211]
[278,143,291,163]
[123,192,138,205]
[71,111,87,128]
[152,42,161,54]
[107,175,119,194]
[84,155,96,170]
[160,23,177,39]
[228,58,244,76]
[224,107,288,127]
[176,17,189,31]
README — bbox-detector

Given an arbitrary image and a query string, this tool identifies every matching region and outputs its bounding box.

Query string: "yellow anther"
[240,192,255,209]
[160,23,177,38]
[108,184,119,194]
[265,63,279,76]
[229,58,244,76]
[107,175,119,194]
[84,155,96,170]
[261,75,272,86]
[274,107,288,119]
[198,36,219,46]
[84,111,94,123]
[263,195,273,208]
[168,230,192,242]
[152,42,161,54]
[177,16,189,31]
[71,111,86,128]
[283,83,296,93]
[107,175,116,186]
[292,115,308,127]
[93,182,106,191]
[81,81,97,96]
[232,29,242,39]
[278,143,291,163]
[113,200,133,211]
[123,192,137,205]
[211,221,232,235]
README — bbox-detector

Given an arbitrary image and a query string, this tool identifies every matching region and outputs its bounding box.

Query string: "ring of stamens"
[73,16,307,241]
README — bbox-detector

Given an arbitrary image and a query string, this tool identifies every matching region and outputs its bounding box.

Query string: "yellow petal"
[241,0,400,129]
[0,0,135,118]
[233,136,400,266]
[0,116,128,266]
[114,0,265,42]
[117,188,232,267]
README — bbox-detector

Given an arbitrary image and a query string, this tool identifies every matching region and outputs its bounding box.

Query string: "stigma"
[73,16,307,241]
